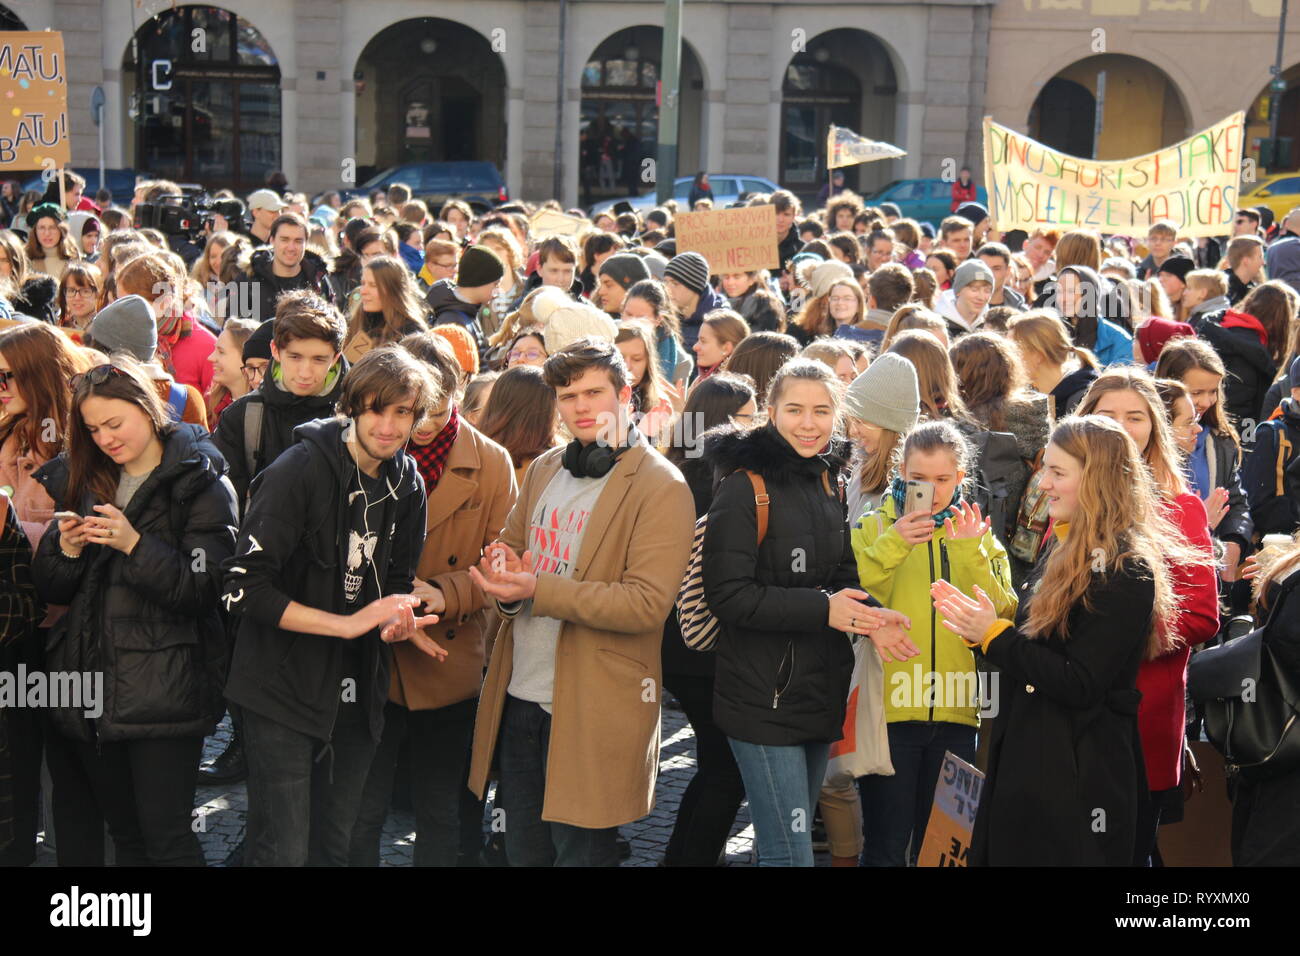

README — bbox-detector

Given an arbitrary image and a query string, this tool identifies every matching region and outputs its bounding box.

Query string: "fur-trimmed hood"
[702,421,848,489]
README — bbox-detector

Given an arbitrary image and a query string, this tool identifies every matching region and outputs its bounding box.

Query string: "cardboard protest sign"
[675,204,778,273]
[0,32,69,169]
[917,751,985,867]
[983,112,1244,239]
[827,125,906,169]
[528,208,587,238]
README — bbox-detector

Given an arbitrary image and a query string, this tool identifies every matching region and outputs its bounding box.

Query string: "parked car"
[589,174,782,217]
[21,168,144,207]
[1238,172,1300,225]
[343,161,507,214]
[866,178,989,227]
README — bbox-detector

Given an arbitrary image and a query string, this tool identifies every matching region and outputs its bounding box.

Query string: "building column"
[55,0,103,170]
[721,3,774,176]
[520,0,561,203]
[292,0,343,194]
[919,3,991,177]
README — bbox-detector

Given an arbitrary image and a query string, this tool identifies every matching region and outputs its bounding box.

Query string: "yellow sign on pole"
[983,112,1245,238]
[0,31,70,170]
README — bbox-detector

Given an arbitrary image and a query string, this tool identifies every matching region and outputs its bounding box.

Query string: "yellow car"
[1239,172,1300,223]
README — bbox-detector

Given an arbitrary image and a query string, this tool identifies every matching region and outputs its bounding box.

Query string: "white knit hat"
[809,260,855,298]
[543,301,618,354]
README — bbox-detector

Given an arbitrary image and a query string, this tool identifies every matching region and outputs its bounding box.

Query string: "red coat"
[1136,492,1218,791]
[951,179,977,212]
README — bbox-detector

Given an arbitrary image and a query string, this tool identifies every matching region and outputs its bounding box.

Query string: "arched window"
[124,5,281,189]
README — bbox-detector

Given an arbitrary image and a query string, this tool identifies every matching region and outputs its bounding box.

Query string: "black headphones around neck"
[562,423,640,479]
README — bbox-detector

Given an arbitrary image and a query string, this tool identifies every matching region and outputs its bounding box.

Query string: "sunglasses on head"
[70,364,127,391]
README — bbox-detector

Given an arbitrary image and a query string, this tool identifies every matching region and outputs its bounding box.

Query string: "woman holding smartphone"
[33,357,238,866]
[932,415,1193,865]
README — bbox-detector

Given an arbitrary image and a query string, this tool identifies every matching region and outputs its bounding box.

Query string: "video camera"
[133,184,247,239]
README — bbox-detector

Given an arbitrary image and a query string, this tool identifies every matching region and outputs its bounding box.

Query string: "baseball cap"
[247,189,287,213]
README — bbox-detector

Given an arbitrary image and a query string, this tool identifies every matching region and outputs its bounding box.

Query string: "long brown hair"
[0,231,30,288]
[64,357,172,509]
[723,331,799,406]
[0,323,93,460]
[949,331,1029,431]
[24,215,79,262]
[56,261,103,328]
[477,365,560,469]
[347,256,429,347]
[1076,368,1189,498]
[1052,229,1102,273]
[886,331,970,424]
[1006,309,1100,374]
[1025,416,1183,659]
[615,319,665,414]
[1154,337,1241,461]
[1236,280,1299,365]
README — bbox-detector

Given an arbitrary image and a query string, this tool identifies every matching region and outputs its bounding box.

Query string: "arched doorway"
[1028,54,1188,159]
[1244,62,1300,172]
[578,26,704,206]
[780,30,898,202]
[0,3,26,29]
[123,5,281,190]
[353,18,506,182]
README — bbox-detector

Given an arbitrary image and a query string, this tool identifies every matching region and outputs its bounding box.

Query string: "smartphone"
[905,480,935,515]
[53,511,83,523]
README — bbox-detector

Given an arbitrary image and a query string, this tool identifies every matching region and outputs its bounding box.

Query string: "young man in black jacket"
[424,245,504,366]
[213,290,349,507]
[221,346,447,866]
[231,211,334,323]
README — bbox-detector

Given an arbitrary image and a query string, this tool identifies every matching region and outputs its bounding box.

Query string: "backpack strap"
[166,381,187,422]
[243,396,265,479]
[744,470,770,545]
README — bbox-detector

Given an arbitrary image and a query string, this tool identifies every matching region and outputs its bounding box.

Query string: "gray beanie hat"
[951,259,995,295]
[87,295,158,363]
[844,352,920,434]
[599,252,651,290]
[664,251,710,295]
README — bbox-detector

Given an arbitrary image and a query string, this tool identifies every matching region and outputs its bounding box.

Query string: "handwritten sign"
[675,204,778,273]
[917,751,985,867]
[528,208,587,238]
[983,112,1244,238]
[0,32,69,169]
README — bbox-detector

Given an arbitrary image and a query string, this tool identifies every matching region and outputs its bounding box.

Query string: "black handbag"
[1187,579,1300,780]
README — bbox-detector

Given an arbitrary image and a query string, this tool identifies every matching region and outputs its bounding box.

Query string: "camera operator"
[134,180,204,269]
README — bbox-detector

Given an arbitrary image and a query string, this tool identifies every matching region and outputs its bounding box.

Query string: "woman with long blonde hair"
[932,414,1197,865]
[343,255,429,361]
[1076,368,1220,863]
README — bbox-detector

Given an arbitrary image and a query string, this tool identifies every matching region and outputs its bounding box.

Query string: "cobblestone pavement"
[33,694,785,867]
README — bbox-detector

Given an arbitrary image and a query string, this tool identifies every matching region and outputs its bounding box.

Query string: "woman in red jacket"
[1077,369,1219,864]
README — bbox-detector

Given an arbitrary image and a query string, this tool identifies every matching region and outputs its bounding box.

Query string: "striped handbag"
[676,470,769,651]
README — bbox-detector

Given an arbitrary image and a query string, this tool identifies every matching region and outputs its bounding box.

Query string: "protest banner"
[0,31,70,169]
[827,125,906,169]
[528,207,587,238]
[983,112,1244,238]
[917,751,985,867]
[675,204,778,273]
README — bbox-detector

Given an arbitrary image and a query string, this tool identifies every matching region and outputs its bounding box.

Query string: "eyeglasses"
[70,364,125,391]
[242,362,269,381]
[731,412,755,424]
[0,369,14,391]
[66,287,97,298]
[508,349,546,363]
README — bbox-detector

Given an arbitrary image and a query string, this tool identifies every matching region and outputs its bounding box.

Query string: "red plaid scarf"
[408,407,459,493]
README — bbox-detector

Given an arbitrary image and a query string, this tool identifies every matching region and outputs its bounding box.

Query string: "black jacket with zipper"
[701,423,872,746]
[212,356,348,507]
[221,417,426,744]
[32,424,239,743]
[232,247,334,325]
[1198,309,1278,433]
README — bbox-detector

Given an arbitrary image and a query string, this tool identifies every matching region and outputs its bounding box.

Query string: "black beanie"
[1157,256,1195,283]
[15,275,57,324]
[456,246,505,288]
[243,320,275,362]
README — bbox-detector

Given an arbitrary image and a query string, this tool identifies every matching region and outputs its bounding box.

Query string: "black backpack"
[965,429,1027,548]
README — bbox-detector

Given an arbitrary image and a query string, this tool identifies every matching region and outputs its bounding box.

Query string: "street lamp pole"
[1269,0,1289,144]
[656,0,682,205]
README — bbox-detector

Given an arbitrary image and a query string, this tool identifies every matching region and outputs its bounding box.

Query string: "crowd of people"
[0,165,1298,869]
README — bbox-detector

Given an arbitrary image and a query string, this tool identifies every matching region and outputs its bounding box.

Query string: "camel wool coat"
[468,441,695,829]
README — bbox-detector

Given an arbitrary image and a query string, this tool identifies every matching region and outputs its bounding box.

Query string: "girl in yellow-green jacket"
[851,420,1016,866]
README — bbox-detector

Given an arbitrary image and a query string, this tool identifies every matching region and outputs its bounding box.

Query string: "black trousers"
[661,673,746,866]
[349,697,479,866]
[44,727,205,866]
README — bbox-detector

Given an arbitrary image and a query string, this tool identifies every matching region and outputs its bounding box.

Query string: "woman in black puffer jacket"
[701,358,915,867]
[33,357,238,866]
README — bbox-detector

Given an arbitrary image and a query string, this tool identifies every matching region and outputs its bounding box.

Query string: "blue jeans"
[859,720,977,867]
[727,737,830,867]
[242,703,378,866]
[495,695,619,867]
